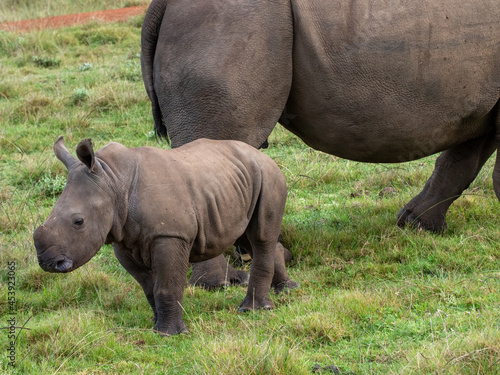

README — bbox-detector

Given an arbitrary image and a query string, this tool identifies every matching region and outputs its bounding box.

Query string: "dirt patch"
[0,5,148,33]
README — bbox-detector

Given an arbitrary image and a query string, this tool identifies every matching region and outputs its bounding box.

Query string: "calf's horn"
[54,136,78,170]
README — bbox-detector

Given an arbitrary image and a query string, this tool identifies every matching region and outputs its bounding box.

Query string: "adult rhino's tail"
[141,0,168,139]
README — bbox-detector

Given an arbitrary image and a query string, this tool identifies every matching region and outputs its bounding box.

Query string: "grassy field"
[0,0,148,23]
[1,4,499,375]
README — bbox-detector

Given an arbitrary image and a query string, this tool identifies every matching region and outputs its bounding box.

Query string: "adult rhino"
[141,0,500,285]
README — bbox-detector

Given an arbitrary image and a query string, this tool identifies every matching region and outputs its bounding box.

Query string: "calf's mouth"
[37,251,74,273]
[55,256,73,272]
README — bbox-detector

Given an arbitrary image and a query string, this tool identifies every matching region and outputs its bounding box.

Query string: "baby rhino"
[34,136,297,335]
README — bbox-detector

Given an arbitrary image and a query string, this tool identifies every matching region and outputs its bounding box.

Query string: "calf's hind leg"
[235,236,299,294]
[397,133,496,231]
[238,236,276,312]
[238,175,291,311]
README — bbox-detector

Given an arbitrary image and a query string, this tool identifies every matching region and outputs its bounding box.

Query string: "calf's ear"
[76,138,96,172]
[54,136,77,170]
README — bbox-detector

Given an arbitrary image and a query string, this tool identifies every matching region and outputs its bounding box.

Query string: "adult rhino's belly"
[284,56,497,163]
[284,112,493,163]
[284,56,497,162]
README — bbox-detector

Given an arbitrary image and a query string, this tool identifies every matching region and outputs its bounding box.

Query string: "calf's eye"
[74,218,84,226]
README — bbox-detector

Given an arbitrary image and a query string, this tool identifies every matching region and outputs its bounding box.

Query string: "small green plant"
[78,62,93,72]
[35,173,66,197]
[117,59,141,81]
[32,55,61,68]
[71,87,89,105]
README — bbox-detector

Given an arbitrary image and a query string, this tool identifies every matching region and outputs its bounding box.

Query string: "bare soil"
[0,5,148,32]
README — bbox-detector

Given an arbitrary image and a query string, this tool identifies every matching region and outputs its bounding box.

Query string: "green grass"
[0,0,148,23]
[1,5,499,375]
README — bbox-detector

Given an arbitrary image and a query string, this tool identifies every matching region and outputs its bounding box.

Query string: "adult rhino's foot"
[189,255,249,289]
[153,321,188,336]
[238,296,274,312]
[395,137,497,232]
[397,206,447,232]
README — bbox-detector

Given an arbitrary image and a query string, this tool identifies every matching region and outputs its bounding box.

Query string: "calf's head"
[34,137,115,273]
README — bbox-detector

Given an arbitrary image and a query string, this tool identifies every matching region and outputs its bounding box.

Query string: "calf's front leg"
[150,237,190,335]
[113,243,157,323]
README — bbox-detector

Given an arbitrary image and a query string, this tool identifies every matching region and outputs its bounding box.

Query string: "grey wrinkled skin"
[141,0,500,278]
[33,137,298,335]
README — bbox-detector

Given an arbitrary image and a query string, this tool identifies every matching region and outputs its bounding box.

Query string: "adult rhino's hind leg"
[397,133,496,231]
[189,255,249,289]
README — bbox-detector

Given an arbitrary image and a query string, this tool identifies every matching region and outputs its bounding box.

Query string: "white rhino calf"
[33,137,297,335]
